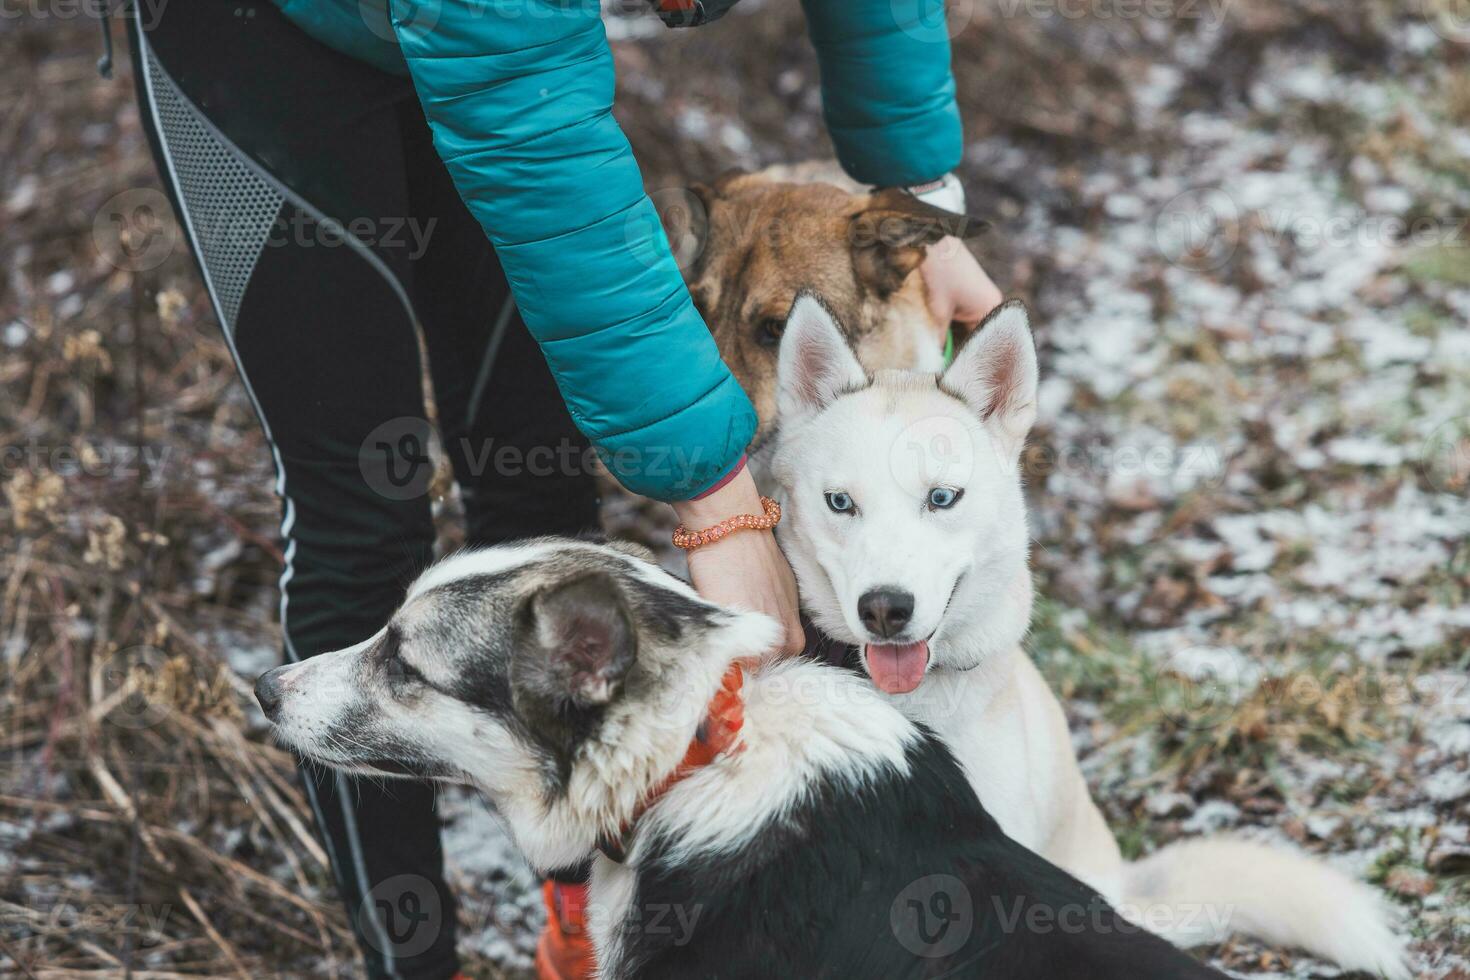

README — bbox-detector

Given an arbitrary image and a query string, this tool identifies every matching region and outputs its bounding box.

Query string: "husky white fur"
[771,293,1409,979]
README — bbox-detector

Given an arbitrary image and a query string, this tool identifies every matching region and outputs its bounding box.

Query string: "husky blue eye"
[928,487,963,510]
[825,491,855,514]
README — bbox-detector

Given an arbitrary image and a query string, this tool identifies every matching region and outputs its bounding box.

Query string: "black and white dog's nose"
[254,668,285,720]
[858,589,914,639]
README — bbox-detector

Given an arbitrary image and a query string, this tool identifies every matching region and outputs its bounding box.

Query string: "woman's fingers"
[921,236,1004,334]
[685,528,805,657]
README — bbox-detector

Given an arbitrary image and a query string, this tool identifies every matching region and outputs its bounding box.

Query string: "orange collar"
[597,661,747,862]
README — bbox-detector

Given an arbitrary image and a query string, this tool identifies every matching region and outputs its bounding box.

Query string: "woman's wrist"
[672,466,766,530]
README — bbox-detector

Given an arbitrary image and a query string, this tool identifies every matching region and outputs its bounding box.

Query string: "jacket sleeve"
[392,3,755,500]
[799,0,963,187]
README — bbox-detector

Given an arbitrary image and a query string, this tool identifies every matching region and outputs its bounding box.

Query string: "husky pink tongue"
[863,641,929,694]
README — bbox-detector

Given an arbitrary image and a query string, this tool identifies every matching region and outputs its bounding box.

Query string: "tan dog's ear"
[657,171,750,279]
[656,185,713,278]
[849,189,988,297]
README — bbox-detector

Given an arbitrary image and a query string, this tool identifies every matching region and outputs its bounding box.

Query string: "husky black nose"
[254,668,284,720]
[858,589,914,639]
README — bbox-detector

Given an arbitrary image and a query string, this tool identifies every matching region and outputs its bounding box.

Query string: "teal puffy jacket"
[271,0,961,499]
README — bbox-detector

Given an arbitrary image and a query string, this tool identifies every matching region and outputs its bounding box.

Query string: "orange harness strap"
[597,662,746,862]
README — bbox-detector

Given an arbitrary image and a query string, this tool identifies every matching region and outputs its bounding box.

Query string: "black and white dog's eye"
[927,486,964,510]
[385,656,422,685]
[825,491,855,514]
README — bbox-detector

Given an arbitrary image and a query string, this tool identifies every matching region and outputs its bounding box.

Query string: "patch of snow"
[1181,800,1242,834]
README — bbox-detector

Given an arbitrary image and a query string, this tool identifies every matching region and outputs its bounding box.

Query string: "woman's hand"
[672,467,805,657]
[921,235,1004,342]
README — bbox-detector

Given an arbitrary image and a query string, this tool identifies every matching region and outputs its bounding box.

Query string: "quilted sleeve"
[800,0,964,187]
[393,2,755,500]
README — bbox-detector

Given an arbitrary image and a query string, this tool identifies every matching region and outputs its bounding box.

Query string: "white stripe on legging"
[132,13,418,973]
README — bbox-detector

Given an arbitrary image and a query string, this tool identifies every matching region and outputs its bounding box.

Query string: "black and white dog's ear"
[777,292,868,422]
[513,573,637,713]
[941,300,1038,451]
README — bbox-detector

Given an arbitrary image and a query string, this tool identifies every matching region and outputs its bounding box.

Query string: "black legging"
[126,3,601,976]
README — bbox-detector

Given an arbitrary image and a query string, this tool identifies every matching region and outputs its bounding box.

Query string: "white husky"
[770,293,1408,978]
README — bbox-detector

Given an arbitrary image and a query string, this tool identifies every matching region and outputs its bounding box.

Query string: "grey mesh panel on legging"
[140,49,282,337]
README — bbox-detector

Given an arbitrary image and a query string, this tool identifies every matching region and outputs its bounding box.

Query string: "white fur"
[1123,839,1408,978]
[771,299,1409,978]
[404,540,560,601]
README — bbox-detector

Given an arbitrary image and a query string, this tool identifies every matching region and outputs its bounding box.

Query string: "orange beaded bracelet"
[672,496,782,551]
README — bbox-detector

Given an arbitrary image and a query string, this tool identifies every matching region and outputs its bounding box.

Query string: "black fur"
[616,731,1225,979]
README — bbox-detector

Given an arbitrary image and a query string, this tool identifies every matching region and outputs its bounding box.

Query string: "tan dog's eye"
[755,317,785,349]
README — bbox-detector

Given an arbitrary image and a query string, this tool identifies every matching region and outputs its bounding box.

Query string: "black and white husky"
[256,541,1225,978]
[770,293,1408,978]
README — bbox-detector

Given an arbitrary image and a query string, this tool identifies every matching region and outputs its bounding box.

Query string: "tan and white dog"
[770,293,1409,979]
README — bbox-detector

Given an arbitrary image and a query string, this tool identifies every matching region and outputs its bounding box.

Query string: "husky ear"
[776,292,868,421]
[941,300,1038,451]
[512,573,637,714]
